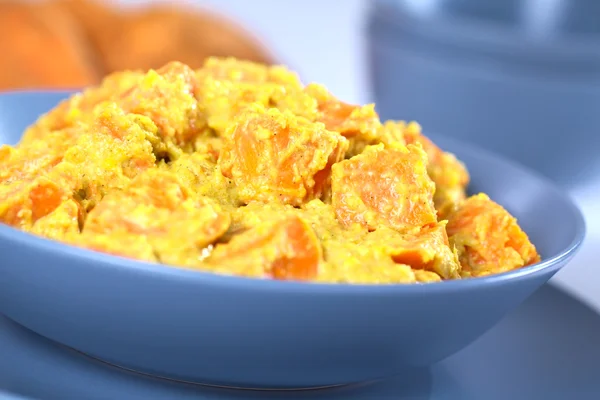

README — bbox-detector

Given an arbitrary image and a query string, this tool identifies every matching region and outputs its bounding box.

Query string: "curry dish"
[0,58,540,283]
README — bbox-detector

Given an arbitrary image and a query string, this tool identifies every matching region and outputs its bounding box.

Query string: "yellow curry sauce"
[0,58,541,283]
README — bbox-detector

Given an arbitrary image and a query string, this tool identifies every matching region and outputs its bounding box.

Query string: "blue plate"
[0,91,586,389]
[1,284,599,399]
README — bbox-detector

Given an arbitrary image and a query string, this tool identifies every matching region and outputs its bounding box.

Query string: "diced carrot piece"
[116,62,204,150]
[30,199,81,239]
[304,83,381,139]
[402,122,469,219]
[446,193,541,277]
[83,169,231,267]
[28,177,69,222]
[199,78,279,135]
[318,239,416,284]
[218,103,348,206]
[196,58,310,136]
[0,174,72,229]
[2,107,154,228]
[20,70,144,143]
[1,129,79,185]
[207,215,322,281]
[331,143,437,232]
[364,224,461,279]
[56,104,158,210]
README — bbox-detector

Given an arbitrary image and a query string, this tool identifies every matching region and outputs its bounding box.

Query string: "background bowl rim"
[0,91,587,295]
[369,0,600,57]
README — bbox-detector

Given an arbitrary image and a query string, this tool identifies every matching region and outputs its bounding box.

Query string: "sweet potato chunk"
[206,215,322,281]
[219,104,348,206]
[446,193,541,277]
[196,57,310,136]
[317,238,416,284]
[0,174,73,229]
[225,199,344,246]
[21,70,144,143]
[116,61,204,152]
[364,224,461,279]
[1,104,158,228]
[199,78,279,136]
[304,83,381,139]
[318,240,416,284]
[83,169,230,267]
[30,199,81,240]
[58,103,158,210]
[331,143,437,232]
[0,137,73,229]
[402,122,469,219]
[24,62,203,156]
[1,128,80,184]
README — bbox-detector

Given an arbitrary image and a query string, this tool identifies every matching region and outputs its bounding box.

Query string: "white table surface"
[118,0,600,310]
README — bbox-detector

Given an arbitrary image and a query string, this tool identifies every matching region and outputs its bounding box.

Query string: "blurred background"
[1,0,598,306]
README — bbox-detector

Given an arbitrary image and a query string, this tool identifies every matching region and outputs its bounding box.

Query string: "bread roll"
[0,1,100,89]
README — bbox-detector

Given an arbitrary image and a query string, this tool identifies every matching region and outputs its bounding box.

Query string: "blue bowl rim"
[0,90,587,296]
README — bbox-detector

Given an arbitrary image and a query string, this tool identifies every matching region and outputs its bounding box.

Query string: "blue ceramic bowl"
[0,92,586,389]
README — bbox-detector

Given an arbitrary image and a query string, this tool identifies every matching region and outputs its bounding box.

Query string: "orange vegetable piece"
[304,83,381,139]
[195,57,310,136]
[116,61,204,151]
[207,215,322,281]
[1,128,80,185]
[318,239,417,284]
[218,103,348,206]
[331,143,437,232]
[0,104,158,227]
[364,224,461,279]
[83,169,231,267]
[30,199,81,240]
[402,122,469,219]
[0,174,72,229]
[446,193,541,277]
[0,131,84,228]
[21,70,145,144]
[25,62,204,155]
[56,103,158,211]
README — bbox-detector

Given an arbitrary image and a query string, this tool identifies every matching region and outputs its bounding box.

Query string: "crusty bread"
[0,1,101,89]
[0,0,274,90]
